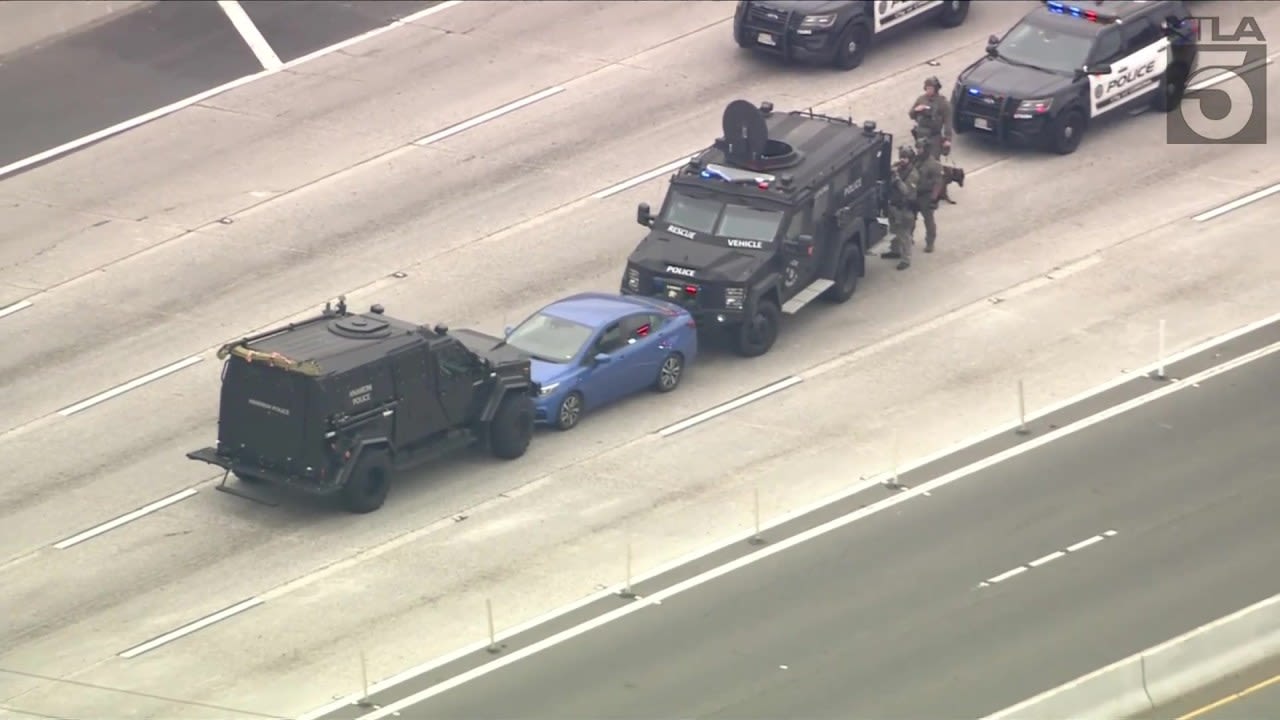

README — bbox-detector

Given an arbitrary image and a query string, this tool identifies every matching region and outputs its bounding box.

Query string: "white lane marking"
[1028,550,1066,568]
[0,1,465,179]
[53,488,199,549]
[118,597,264,659]
[57,356,203,417]
[988,566,1027,584]
[349,341,1280,720]
[1193,181,1280,223]
[216,0,282,70]
[0,299,32,319]
[1066,534,1104,553]
[306,313,1280,720]
[1187,52,1277,92]
[414,86,567,146]
[657,376,803,437]
[983,531,1118,586]
[593,156,695,200]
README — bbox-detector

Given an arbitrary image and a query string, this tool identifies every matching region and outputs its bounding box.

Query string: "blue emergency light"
[1044,1,1115,24]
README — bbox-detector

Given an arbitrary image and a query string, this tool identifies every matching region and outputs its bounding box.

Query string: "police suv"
[734,0,971,70]
[952,0,1198,154]
[621,99,893,358]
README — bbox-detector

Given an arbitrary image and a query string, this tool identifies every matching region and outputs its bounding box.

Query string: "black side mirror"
[986,34,1000,56]
[636,202,654,228]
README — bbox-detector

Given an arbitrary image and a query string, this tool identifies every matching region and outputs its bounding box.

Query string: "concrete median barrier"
[984,592,1280,719]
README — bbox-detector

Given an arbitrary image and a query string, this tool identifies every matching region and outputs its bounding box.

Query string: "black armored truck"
[621,99,893,357]
[187,298,539,513]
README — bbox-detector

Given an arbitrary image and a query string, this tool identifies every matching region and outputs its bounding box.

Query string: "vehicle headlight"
[1013,98,1053,119]
[800,13,837,28]
[539,382,560,397]
[725,287,745,309]
[626,268,640,292]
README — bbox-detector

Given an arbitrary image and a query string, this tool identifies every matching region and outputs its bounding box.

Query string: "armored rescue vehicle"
[621,99,893,357]
[187,298,538,514]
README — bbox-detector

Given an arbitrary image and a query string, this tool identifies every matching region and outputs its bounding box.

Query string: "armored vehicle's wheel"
[821,246,861,304]
[342,449,391,514]
[555,391,584,431]
[490,392,535,458]
[833,23,869,70]
[937,0,969,28]
[733,299,780,358]
[653,353,684,393]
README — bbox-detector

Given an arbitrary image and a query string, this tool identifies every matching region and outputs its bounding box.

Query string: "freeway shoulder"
[301,319,1280,720]
[1131,658,1280,720]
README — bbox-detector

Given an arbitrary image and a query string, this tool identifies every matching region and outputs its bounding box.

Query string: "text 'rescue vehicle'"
[734,0,971,70]
[953,0,1198,154]
[621,99,893,358]
[187,298,538,514]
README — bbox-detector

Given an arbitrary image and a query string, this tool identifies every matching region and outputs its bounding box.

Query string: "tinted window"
[596,323,627,355]
[619,313,661,346]
[1121,18,1163,52]
[506,312,595,364]
[436,342,474,376]
[1090,27,1123,63]
[717,204,785,242]
[664,192,721,233]
[785,205,812,240]
[998,16,1097,73]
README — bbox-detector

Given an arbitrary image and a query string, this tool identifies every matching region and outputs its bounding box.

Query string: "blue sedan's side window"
[620,314,658,346]
[596,324,626,354]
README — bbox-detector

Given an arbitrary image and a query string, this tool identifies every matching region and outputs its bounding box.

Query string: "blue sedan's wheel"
[654,352,684,393]
[555,391,584,431]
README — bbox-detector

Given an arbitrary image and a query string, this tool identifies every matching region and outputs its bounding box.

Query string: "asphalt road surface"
[368,345,1280,719]
[2,1,1279,718]
[1132,658,1280,720]
[0,0,438,169]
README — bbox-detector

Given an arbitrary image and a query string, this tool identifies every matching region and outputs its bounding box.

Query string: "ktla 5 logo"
[1168,15,1268,145]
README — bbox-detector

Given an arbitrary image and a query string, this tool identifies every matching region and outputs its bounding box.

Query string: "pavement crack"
[0,667,286,719]
[193,101,270,120]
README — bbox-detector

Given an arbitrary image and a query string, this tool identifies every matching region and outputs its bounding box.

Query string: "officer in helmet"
[909,76,953,161]
[911,136,944,253]
[880,144,920,271]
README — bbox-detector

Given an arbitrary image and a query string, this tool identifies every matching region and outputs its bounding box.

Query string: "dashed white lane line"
[593,155,695,200]
[1193,181,1280,223]
[0,299,32,319]
[52,488,199,549]
[119,597,264,659]
[56,355,203,417]
[657,376,803,437]
[414,86,567,146]
[1187,51,1276,92]
[979,530,1119,587]
[0,0,465,179]
[216,0,283,71]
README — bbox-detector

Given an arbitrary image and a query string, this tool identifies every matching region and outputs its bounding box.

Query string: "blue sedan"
[502,292,699,431]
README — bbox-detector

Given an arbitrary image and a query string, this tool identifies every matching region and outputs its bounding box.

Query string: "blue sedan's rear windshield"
[506,312,595,363]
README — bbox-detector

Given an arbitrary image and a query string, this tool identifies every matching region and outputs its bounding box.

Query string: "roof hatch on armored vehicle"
[329,314,392,339]
[716,100,802,172]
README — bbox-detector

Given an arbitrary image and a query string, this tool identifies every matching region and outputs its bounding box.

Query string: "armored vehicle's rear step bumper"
[187,446,330,493]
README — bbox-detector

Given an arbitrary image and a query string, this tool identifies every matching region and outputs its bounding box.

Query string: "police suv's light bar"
[1043,1,1117,24]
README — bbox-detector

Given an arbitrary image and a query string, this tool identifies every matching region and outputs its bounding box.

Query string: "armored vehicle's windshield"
[663,190,784,244]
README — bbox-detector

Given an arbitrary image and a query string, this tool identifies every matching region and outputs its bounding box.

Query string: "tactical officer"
[912,137,944,253]
[880,145,920,271]
[909,76,953,160]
